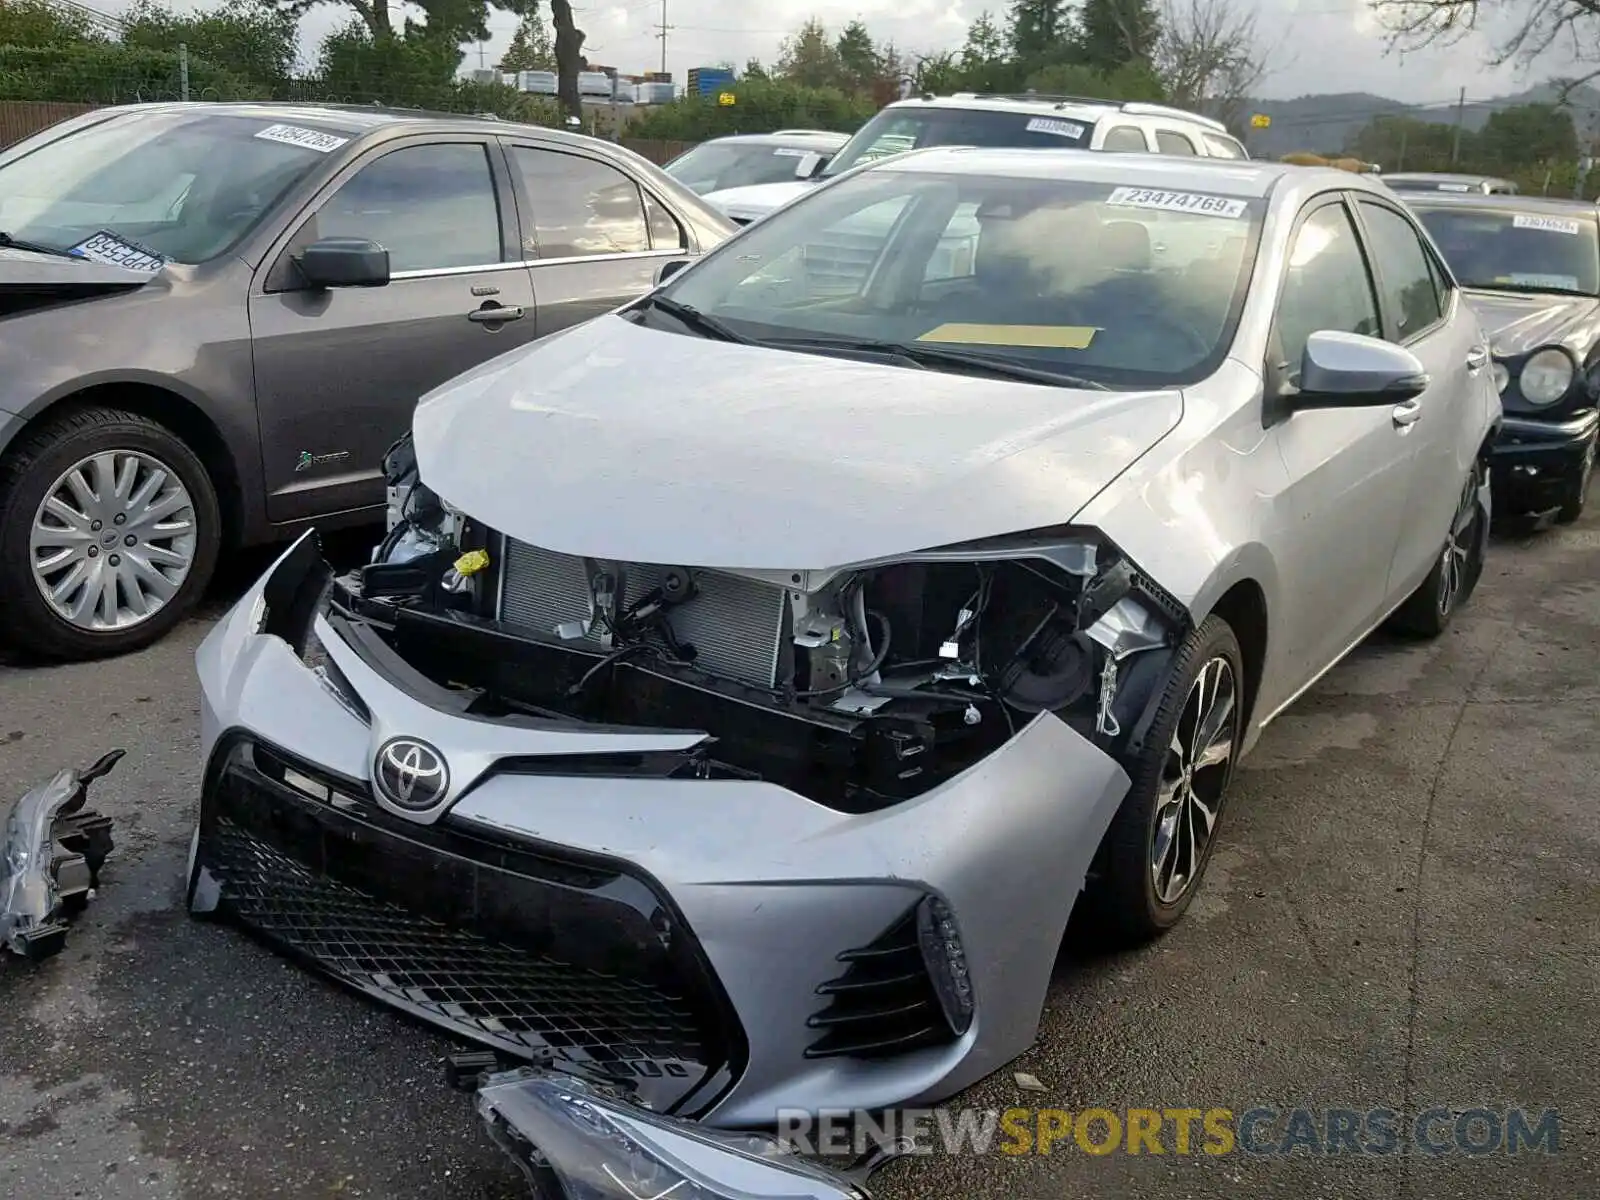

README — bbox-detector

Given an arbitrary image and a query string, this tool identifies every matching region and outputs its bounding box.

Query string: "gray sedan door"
[500,139,694,334]
[249,136,539,524]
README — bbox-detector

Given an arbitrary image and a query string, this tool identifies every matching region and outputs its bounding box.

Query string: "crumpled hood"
[1462,288,1600,358]
[699,179,817,222]
[0,245,157,292]
[412,315,1184,570]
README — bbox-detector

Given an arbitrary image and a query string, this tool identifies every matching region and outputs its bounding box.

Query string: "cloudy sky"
[137,0,1558,105]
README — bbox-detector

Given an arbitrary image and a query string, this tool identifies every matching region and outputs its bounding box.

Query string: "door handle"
[1465,346,1488,372]
[1392,399,1423,428]
[468,304,525,324]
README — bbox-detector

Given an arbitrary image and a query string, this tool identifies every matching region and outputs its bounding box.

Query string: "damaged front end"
[1,750,120,962]
[340,433,1191,811]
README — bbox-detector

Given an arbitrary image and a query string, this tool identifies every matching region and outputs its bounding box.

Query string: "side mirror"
[654,258,691,285]
[1287,330,1428,411]
[297,237,390,289]
[793,151,827,180]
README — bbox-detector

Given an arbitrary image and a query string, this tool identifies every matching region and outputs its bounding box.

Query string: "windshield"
[649,168,1262,388]
[822,106,1094,178]
[1414,205,1600,296]
[0,111,353,265]
[666,142,820,194]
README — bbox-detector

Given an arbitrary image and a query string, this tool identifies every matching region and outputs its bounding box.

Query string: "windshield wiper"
[0,231,81,261]
[771,335,1111,390]
[1468,281,1593,298]
[637,295,756,344]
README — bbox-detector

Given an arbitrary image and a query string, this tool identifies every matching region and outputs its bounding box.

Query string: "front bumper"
[1490,409,1599,515]
[188,535,1131,1126]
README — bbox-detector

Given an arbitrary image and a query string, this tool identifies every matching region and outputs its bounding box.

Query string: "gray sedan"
[0,102,734,660]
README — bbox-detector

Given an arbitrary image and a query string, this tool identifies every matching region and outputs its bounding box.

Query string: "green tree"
[121,0,298,91]
[776,17,844,89]
[0,0,105,47]
[1006,0,1074,66]
[498,7,554,71]
[835,19,881,94]
[1076,0,1161,71]
[1028,58,1165,100]
[743,57,768,79]
[628,77,874,140]
[1347,115,1464,172]
[1476,103,1579,170]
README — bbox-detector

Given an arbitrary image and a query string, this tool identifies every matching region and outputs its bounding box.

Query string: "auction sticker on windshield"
[1106,187,1248,219]
[919,323,1099,349]
[1495,272,1582,291]
[68,231,165,274]
[1026,117,1086,139]
[1513,214,1583,236]
[255,124,350,154]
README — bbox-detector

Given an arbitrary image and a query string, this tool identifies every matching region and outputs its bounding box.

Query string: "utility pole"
[655,0,672,76]
[1450,86,1466,165]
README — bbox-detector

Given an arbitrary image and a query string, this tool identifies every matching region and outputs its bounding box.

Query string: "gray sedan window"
[317,143,502,273]
[1276,204,1381,371]
[1357,201,1444,339]
[511,147,652,258]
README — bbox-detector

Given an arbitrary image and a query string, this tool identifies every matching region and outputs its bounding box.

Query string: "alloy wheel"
[1150,656,1238,906]
[28,450,198,631]
[1436,477,1479,618]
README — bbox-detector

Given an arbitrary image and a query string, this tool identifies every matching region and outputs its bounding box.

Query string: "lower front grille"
[805,906,953,1060]
[193,740,742,1115]
[497,540,788,688]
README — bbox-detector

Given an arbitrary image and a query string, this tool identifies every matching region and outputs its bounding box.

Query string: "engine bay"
[315,435,1191,813]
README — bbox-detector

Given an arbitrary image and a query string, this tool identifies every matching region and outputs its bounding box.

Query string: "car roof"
[1398,191,1600,216]
[882,91,1231,135]
[1383,172,1515,186]
[698,131,849,148]
[874,146,1383,201]
[84,99,583,141]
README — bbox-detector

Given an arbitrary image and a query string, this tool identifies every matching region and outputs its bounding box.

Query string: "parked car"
[700,92,1250,225]
[0,102,734,661]
[1407,192,1600,522]
[186,150,1497,1191]
[1382,171,1519,195]
[662,130,849,195]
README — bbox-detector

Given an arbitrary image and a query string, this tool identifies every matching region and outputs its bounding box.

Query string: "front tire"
[0,406,221,661]
[1082,614,1245,947]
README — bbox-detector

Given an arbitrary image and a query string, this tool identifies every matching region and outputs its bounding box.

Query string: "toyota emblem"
[373,737,449,810]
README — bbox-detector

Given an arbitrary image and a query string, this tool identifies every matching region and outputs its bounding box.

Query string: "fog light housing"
[916,894,974,1036]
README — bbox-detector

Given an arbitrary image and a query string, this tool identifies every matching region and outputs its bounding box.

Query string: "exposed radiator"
[498,540,789,688]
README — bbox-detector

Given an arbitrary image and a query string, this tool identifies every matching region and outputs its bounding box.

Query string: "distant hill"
[1236,83,1600,157]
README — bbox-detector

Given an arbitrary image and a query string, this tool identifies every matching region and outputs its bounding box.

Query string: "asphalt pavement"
[1,518,1596,1199]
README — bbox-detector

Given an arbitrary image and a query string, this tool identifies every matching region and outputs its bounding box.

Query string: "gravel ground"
[1,519,1596,1200]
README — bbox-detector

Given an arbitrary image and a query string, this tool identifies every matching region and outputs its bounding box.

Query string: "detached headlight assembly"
[1520,347,1575,406]
[478,1070,867,1200]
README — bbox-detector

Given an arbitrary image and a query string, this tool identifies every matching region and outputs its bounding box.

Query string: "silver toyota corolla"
[186,149,1499,1194]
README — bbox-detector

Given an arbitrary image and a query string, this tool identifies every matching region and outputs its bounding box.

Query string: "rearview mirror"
[1287,330,1428,411]
[794,151,827,180]
[297,237,390,289]
[654,258,691,285]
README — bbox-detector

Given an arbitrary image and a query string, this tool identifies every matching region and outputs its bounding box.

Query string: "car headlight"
[1492,361,1510,395]
[1520,347,1575,406]
[478,1070,867,1200]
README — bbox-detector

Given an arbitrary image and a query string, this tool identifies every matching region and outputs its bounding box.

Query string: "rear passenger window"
[643,191,685,250]
[1357,201,1445,339]
[1203,134,1246,159]
[509,147,651,259]
[1155,130,1198,156]
[1101,126,1149,153]
[1275,203,1381,372]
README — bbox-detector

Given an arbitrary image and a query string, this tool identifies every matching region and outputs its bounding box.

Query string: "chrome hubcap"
[1151,656,1237,906]
[28,450,197,631]
[1437,478,1479,618]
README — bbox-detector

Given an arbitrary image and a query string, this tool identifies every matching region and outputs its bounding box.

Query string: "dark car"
[0,102,735,660]
[1409,193,1600,523]
[1383,172,1519,196]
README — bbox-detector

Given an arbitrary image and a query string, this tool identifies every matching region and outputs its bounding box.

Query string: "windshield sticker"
[1026,117,1087,139]
[67,230,165,274]
[1105,187,1248,219]
[1513,214,1582,236]
[255,123,350,154]
[772,147,809,157]
[1437,183,1473,191]
[1495,272,1581,291]
[918,323,1099,350]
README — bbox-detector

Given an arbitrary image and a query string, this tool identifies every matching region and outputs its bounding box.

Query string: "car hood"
[0,246,157,315]
[412,315,1185,570]
[699,179,817,221]
[1462,288,1600,358]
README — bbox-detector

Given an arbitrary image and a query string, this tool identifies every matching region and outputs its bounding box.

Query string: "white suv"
[701,92,1248,224]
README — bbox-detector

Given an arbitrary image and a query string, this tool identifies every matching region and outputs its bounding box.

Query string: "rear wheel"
[0,406,221,661]
[1082,615,1244,946]
[1388,465,1486,639]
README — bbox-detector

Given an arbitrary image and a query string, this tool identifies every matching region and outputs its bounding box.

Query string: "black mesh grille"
[804,906,952,1060]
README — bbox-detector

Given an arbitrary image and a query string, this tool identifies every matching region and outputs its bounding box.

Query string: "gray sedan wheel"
[0,406,221,661]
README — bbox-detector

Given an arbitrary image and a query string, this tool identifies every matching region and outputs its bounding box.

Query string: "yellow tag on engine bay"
[453,549,491,576]
[917,323,1099,350]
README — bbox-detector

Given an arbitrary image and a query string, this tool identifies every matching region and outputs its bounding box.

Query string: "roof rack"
[770,128,841,137]
[936,92,1229,135]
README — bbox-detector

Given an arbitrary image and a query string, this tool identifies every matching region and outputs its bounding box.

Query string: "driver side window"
[1275,202,1381,374]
